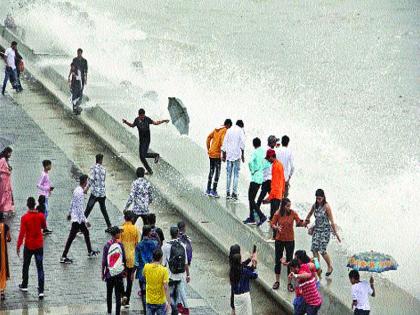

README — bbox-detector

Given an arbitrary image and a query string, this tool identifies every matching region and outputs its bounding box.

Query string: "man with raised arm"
[122,108,169,175]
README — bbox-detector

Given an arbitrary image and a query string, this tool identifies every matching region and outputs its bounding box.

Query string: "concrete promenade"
[0,80,280,314]
[0,93,220,314]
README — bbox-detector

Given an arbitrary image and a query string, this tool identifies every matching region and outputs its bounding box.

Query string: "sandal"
[272,281,280,290]
[1,292,5,300]
[326,268,334,277]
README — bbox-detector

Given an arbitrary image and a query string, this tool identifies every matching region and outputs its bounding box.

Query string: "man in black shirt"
[122,108,169,175]
[72,48,88,94]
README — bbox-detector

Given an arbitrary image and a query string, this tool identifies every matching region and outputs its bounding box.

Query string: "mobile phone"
[252,245,257,254]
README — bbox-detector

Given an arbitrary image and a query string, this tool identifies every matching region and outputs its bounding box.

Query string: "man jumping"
[122,108,169,175]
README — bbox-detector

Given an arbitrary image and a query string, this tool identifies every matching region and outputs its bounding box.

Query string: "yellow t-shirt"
[143,263,169,305]
[120,222,139,268]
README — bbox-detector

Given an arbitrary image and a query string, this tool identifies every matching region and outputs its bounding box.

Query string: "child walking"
[37,160,53,234]
[349,270,375,315]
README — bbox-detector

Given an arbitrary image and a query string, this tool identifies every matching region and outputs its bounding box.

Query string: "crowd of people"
[0,146,193,315]
[207,119,375,315]
[1,40,377,315]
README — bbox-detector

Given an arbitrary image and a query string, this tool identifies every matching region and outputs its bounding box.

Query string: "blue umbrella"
[347,251,398,273]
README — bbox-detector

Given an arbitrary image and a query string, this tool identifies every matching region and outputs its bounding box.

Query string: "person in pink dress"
[0,147,14,216]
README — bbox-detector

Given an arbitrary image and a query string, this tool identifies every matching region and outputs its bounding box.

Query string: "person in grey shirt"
[84,154,112,233]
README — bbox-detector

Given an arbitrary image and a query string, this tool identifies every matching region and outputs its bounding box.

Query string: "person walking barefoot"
[305,189,341,277]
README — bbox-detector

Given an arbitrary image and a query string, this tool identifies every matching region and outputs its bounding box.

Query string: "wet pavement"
[0,79,281,314]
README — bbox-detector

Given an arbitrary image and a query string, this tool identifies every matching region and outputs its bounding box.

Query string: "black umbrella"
[168,97,190,135]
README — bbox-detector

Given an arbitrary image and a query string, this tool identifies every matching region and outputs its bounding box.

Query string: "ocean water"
[2,0,419,298]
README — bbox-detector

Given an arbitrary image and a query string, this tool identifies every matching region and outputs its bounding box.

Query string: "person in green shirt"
[243,138,267,226]
[143,248,171,315]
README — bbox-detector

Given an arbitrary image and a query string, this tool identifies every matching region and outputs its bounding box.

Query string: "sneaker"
[105,227,113,233]
[226,192,231,199]
[60,257,73,264]
[18,284,28,292]
[43,228,52,235]
[88,250,100,258]
[243,217,257,225]
[231,193,238,201]
[154,154,160,164]
[38,292,44,300]
[209,190,220,198]
[205,189,211,196]
[257,216,267,227]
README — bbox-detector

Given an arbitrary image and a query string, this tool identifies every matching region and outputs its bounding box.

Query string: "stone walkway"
[0,94,216,314]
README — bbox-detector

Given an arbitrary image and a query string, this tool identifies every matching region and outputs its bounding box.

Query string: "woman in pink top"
[0,148,14,215]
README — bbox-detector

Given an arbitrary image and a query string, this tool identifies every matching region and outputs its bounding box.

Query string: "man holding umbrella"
[122,108,169,175]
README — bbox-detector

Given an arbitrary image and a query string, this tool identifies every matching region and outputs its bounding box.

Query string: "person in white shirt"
[349,270,375,315]
[276,135,295,198]
[162,226,190,315]
[221,120,245,200]
[60,174,100,264]
[2,41,22,95]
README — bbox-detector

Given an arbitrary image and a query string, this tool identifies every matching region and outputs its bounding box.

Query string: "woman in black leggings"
[270,198,305,291]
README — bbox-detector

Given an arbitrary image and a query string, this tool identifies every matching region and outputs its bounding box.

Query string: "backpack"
[179,233,192,265]
[168,240,186,274]
[107,241,124,277]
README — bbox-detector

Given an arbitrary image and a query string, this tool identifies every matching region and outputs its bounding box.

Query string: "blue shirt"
[248,147,265,184]
[231,266,258,295]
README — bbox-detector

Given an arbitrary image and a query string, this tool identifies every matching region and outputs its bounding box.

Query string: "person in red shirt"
[289,259,323,315]
[17,197,46,299]
[263,149,285,240]
[270,198,305,291]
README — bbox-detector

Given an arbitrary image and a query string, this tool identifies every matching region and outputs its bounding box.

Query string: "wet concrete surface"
[0,78,282,314]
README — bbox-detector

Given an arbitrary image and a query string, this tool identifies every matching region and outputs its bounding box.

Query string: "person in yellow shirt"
[206,119,232,198]
[120,211,139,309]
[143,248,171,315]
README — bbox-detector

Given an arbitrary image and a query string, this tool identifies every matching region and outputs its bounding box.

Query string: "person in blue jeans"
[221,120,245,201]
[2,41,22,95]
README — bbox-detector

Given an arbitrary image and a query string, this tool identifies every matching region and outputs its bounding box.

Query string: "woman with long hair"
[0,147,14,216]
[305,189,341,277]
[0,212,11,300]
[271,198,305,291]
[229,244,255,315]
[229,252,258,315]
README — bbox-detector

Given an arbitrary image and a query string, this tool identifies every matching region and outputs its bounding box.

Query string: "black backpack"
[168,240,186,274]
